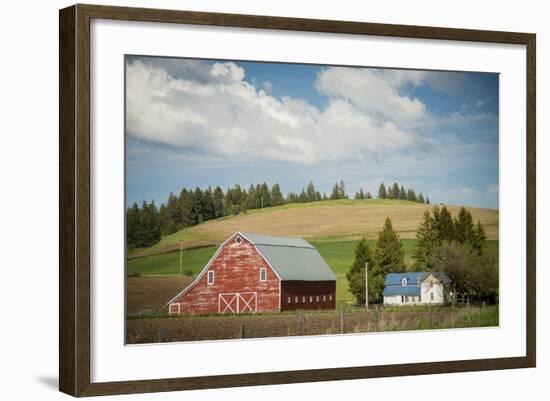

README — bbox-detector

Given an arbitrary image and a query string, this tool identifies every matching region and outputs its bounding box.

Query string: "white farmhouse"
[383,272,452,305]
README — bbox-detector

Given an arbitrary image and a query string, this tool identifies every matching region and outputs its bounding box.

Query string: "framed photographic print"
[59,4,536,397]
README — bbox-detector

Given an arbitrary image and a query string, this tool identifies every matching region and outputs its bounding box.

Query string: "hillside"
[129,199,499,258]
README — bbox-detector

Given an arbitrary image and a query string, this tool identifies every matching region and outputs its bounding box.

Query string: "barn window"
[302,296,306,303]
[235,235,242,244]
[288,296,291,304]
[309,296,313,303]
[259,268,267,282]
[207,270,214,285]
[316,296,320,302]
[329,295,332,301]
[295,296,298,303]
[323,295,326,302]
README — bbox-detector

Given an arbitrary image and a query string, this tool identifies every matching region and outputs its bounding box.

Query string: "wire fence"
[126,304,498,344]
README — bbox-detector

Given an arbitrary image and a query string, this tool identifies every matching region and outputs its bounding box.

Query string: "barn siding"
[172,237,280,314]
[280,281,336,311]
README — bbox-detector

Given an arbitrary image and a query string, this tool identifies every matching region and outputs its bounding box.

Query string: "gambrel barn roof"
[239,232,336,281]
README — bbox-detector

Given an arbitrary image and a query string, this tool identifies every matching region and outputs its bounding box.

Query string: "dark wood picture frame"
[59,3,536,397]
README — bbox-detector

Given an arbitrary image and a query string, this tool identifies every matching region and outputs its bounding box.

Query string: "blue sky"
[126,56,499,209]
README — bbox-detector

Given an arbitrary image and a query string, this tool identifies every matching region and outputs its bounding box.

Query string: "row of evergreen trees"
[126,180,430,249]
[346,206,497,305]
[376,181,430,204]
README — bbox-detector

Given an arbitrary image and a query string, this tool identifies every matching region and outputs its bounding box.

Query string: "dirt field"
[126,306,498,344]
[126,276,193,315]
[135,200,499,257]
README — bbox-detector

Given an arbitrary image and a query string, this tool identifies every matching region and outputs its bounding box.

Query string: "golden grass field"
[132,199,499,257]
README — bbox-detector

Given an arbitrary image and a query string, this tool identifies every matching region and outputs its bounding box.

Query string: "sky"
[125,55,499,209]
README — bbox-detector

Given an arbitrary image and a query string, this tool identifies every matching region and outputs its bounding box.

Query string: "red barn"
[167,232,336,314]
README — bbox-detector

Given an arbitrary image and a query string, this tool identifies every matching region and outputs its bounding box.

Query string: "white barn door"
[218,292,257,314]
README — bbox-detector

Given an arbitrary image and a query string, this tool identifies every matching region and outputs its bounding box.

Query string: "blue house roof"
[383,272,452,297]
[383,286,420,296]
[385,272,429,286]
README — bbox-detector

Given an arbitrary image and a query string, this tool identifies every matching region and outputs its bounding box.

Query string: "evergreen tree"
[126,202,140,248]
[212,186,225,218]
[306,181,317,202]
[259,182,271,207]
[412,210,439,269]
[271,183,284,206]
[330,182,340,200]
[407,189,417,202]
[378,182,387,199]
[164,192,181,232]
[371,217,405,299]
[417,193,425,204]
[435,206,455,242]
[470,220,487,256]
[339,180,347,199]
[366,191,373,199]
[392,182,400,199]
[298,188,308,203]
[178,188,194,227]
[192,187,205,224]
[345,237,374,305]
[454,207,474,245]
[400,185,407,200]
[426,197,431,205]
[202,187,215,220]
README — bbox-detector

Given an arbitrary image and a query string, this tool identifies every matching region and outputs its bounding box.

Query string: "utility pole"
[179,240,183,275]
[365,261,369,310]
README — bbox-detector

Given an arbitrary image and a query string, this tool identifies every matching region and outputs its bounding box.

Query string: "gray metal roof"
[240,232,336,281]
[240,232,313,249]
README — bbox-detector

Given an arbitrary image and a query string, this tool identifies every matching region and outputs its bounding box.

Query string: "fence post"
[340,309,345,334]
[158,327,166,343]
[239,323,245,339]
[374,305,380,332]
[296,310,304,336]
[428,303,433,328]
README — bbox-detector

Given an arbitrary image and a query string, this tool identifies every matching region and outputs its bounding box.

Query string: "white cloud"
[126,59,426,164]
[315,67,428,124]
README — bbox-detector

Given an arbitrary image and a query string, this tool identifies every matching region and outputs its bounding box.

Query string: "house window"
[323,295,326,302]
[295,296,298,303]
[259,268,267,282]
[288,296,291,304]
[309,296,313,303]
[207,271,214,285]
[316,296,320,302]
[235,235,242,243]
[329,295,332,301]
[402,277,407,286]
[430,292,434,301]
[302,296,306,303]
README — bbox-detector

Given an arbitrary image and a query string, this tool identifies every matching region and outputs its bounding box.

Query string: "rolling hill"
[129,199,499,258]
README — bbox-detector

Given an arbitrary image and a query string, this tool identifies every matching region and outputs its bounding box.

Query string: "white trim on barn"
[218,292,257,314]
[168,303,181,315]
